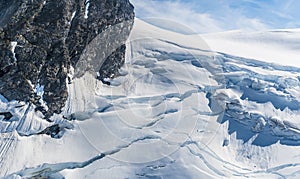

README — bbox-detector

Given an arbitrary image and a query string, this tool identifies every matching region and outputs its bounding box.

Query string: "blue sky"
[130,0,300,33]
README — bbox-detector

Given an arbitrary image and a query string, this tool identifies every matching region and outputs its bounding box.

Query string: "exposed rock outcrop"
[0,111,13,120]
[0,0,134,118]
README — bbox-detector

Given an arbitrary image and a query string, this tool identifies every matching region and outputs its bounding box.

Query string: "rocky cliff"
[0,0,134,119]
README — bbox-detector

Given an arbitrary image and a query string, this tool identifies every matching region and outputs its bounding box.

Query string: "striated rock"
[0,0,135,119]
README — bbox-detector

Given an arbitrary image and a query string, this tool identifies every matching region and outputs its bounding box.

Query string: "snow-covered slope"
[1,19,300,178]
[203,29,300,67]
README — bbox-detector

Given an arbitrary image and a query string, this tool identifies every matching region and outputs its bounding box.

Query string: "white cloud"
[283,0,294,11]
[130,0,274,33]
[236,18,270,31]
[131,0,223,33]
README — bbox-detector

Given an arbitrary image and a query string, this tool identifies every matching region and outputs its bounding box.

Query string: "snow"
[34,83,48,111]
[69,11,76,25]
[1,19,300,178]
[10,42,17,62]
[24,80,48,112]
[84,0,90,19]
[203,29,300,68]
[34,83,44,97]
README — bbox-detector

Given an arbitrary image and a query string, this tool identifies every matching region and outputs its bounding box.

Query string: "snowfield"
[1,19,300,178]
[203,29,300,68]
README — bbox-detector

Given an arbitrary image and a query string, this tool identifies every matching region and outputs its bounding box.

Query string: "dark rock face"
[0,111,13,120]
[38,123,73,138]
[0,0,135,118]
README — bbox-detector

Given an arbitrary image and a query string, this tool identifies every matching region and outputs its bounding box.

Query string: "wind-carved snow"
[2,19,300,178]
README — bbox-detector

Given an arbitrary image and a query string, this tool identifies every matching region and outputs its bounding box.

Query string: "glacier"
[1,19,300,178]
